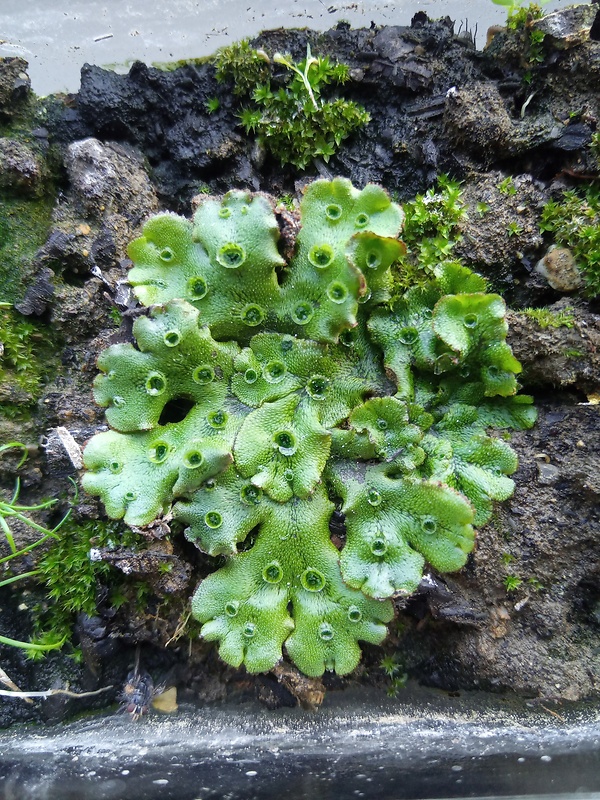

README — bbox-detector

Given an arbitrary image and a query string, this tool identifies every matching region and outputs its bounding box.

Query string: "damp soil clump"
[0,6,600,725]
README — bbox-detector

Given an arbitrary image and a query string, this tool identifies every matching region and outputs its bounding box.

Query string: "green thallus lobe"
[82,177,536,677]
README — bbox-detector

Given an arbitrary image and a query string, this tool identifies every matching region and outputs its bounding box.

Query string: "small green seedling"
[504,574,523,592]
[498,177,517,196]
[205,97,220,114]
[506,221,523,237]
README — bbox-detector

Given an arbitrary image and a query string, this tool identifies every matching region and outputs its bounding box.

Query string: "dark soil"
[0,7,599,726]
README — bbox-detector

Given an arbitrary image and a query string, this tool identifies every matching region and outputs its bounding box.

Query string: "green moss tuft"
[215,40,271,96]
[540,187,600,297]
[0,306,61,420]
[0,94,60,304]
[392,175,466,292]
[215,42,369,170]
[33,519,145,644]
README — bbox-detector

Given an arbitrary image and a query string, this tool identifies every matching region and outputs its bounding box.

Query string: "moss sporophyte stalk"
[82,178,536,677]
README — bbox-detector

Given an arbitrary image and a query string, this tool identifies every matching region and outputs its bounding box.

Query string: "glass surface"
[0,0,580,95]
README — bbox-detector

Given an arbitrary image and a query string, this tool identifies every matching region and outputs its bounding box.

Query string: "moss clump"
[215,40,271,96]
[540,186,600,297]
[0,305,43,417]
[0,89,61,304]
[0,306,60,421]
[0,306,41,388]
[392,175,466,291]
[521,306,575,329]
[215,41,369,170]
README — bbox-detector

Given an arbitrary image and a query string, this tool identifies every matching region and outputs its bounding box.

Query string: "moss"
[25,515,198,654]
[150,56,212,72]
[0,92,61,304]
[527,576,544,592]
[379,653,408,696]
[108,306,122,326]
[0,306,41,383]
[205,97,220,114]
[214,40,271,97]
[495,2,549,83]
[0,191,56,304]
[33,519,146,644]
[0,92,42,138]
[498,177,517,196]
[392,174,466,292]
[0,306,61,421]
[504,574,523,592]
[521,306,575,329]
[215,41,369,170]
[506,221,523,237]
[278,193,295,211]
[493,0,547,21]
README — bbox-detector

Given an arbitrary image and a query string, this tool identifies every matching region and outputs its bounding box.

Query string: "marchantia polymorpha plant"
[82,178,536,676]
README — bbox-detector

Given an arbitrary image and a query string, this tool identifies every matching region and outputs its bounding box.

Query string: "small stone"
[65,138,158,221]
[537,462,560,485]
[490,606,510,638]
[372,27,417,61]
[555,123,593,152]
[486,25,505,48]
[535,246,583,292]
